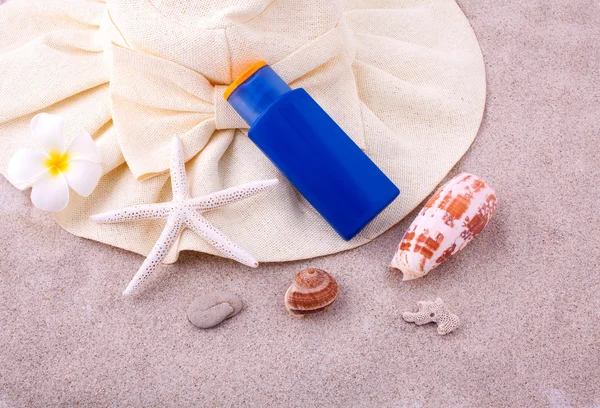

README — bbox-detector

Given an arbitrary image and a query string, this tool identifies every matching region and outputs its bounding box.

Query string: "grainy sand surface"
[1,0,599,406]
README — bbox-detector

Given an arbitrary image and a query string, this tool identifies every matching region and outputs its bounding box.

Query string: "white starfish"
[91,136,279,296]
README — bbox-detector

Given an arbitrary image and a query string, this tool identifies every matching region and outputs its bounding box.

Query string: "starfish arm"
[184,210,258,268]
[188,179,279,211]
[90,203,172,224]
[123,214,184,296]
[169,136,190,201]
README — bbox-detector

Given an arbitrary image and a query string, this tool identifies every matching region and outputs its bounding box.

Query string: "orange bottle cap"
[223,61,268,100]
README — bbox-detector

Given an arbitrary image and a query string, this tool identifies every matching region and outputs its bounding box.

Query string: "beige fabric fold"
[0,0,486,263]
[108,17,363,180]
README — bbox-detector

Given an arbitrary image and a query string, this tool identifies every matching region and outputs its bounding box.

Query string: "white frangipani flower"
[7,113,102,212]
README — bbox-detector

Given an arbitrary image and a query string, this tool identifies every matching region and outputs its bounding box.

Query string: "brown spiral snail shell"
[284,268,338,317]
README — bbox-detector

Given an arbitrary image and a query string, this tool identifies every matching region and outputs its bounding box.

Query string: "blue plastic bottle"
[225,62,400,240]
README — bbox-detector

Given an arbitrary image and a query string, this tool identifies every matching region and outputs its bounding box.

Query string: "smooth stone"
[187,291,243,329]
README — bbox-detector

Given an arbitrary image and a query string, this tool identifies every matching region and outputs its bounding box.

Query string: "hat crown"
[147,0,273,29]
[106,0,346,83]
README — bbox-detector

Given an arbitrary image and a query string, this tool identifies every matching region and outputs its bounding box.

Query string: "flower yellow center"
[45,151,69,176]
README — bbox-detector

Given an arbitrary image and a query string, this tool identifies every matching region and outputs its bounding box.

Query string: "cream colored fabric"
[0,0,486,262]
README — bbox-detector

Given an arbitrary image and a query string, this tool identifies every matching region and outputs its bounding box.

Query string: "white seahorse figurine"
[402,298,460,335]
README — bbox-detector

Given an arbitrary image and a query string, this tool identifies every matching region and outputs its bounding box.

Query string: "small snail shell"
[285,268,338,317]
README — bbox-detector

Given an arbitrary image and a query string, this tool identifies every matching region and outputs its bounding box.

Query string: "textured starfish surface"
[91,136,279,296]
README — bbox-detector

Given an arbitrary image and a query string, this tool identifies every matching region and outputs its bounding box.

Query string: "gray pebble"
[187,291,243,329]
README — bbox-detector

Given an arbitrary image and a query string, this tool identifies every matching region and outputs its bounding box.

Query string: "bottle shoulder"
[249,88,309,129]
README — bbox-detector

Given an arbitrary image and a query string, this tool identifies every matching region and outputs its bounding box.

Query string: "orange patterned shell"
[390,173,497,280]
[284,268,338,317]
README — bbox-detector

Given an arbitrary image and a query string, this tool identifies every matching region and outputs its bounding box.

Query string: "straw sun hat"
[0,0,485,262]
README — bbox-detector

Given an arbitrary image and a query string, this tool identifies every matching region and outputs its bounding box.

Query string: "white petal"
[66,132,101,163]
[63,160,102,197]
[30,113,66,153]
[30,171,70,212]
[7,149,49,185]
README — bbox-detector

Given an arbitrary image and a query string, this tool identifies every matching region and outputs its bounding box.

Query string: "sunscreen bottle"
[225,62,399,240]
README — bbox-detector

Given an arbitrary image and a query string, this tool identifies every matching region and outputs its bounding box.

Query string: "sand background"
[1,0,599,406]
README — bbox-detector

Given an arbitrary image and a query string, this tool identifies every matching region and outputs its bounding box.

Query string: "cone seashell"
[285,268,338,317]
[390,173,497,280]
